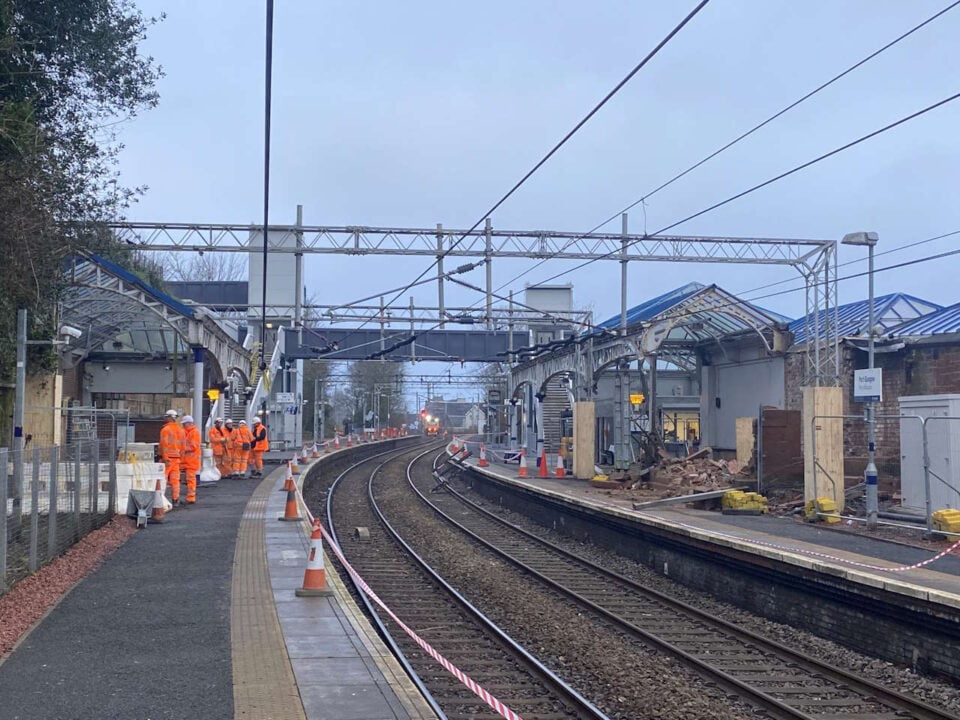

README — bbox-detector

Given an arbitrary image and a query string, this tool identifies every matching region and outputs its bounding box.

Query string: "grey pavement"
[0,472,264,720]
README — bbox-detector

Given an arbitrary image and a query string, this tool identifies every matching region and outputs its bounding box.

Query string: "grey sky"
[120,1,960,326]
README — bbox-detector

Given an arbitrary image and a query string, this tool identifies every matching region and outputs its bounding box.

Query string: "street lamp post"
[842,231,880,529]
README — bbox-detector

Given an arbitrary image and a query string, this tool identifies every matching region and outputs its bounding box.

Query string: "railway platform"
[454,451,960,609]
[0,444,436,720]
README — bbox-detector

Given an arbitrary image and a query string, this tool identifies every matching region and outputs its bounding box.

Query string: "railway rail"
[324,442,607,720]
[402,449,957,720]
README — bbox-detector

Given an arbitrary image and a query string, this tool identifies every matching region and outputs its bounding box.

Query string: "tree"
[0,1,163,438]
[302,359,338,439]
[162,252,246,282]
[347,362,406,431]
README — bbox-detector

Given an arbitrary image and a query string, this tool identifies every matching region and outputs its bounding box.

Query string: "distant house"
[424,398,484,431]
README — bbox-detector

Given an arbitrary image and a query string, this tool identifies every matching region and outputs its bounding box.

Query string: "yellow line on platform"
[231,472,306,720]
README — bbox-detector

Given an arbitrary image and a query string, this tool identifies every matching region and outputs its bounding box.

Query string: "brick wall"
[785,342,960,483]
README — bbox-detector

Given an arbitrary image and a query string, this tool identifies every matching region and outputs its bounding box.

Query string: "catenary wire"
[485,0,960,298]
[329,0,712,350]
[500,89,960,293]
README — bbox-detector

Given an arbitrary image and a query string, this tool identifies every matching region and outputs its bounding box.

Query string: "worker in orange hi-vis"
[181,415,201,505]
[250,417,269,476]
[237,420,253,478]
[223,419,238,478]
[208,417,229,477]
[159,409,186,506]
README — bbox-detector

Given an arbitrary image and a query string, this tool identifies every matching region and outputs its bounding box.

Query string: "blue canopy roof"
[889,301,960,337]
[88,253,196,318]
[788,293,941,345]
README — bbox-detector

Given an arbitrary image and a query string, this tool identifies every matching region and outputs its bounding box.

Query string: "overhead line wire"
[508,90,960,291]
[487,0,960,296]
[330,0,712,349]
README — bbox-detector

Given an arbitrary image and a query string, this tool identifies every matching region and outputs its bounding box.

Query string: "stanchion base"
[277,516,303,522]
[295,587,334,597]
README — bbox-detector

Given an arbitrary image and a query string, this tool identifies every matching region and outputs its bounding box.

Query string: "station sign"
[275,391,296,403]
[853,368,882,403]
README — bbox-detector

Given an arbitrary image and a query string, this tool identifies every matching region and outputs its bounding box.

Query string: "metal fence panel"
[2,440,117,593]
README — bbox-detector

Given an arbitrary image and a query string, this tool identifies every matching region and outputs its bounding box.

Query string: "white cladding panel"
[524,285,573,314]
[701,357,785,450]
[247,230,298,321]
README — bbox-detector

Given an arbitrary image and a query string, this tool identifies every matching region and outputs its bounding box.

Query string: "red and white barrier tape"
[634,510,960,573]
[294,487,524,720]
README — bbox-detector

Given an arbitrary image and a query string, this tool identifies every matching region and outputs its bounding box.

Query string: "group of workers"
[158,409,269,507]
[208,416,269,479]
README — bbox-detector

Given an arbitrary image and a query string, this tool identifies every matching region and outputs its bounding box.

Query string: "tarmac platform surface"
[0,453,436,720]
[460,453,960,607]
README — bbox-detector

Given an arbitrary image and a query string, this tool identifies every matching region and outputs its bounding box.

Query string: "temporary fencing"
[293,485,523,720]
[1,439,117,593]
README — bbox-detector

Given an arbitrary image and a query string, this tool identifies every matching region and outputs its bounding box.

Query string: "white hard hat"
[165,409,178,418]
[215,417,223,423]
[182,415,194,424]
[252,417,261,424]
[225,418,234,424]
[239,420,247,425]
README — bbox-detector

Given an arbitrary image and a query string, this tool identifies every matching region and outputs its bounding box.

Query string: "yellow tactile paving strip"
[232,471,307,720]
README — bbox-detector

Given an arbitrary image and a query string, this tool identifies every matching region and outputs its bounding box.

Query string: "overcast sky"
[118,0,960,328]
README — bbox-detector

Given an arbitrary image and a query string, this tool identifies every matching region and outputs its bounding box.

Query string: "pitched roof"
[597,282,706,329]
[888,301,960,337]
[788,293,942,345]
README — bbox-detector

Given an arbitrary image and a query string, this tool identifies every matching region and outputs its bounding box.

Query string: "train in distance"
[420,411,441,437]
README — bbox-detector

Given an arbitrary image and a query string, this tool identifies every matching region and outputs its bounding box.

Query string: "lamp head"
[841,231,879,247]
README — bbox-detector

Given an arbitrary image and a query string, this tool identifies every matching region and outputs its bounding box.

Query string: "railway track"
[325,442,607,720]
[403,449,957,720]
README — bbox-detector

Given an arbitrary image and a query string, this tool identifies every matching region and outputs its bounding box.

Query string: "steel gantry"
[113,217,839,384]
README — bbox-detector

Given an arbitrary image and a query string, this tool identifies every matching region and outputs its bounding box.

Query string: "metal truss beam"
[111,221,831,267]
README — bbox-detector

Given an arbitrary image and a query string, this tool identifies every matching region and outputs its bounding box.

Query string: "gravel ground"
[448,474,960,716]
[0,515,136,660]
[372,454,760,720]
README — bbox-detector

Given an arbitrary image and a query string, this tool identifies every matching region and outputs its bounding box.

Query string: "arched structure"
[60,253,251,427]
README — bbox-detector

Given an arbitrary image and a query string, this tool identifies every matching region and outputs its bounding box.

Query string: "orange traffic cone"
[555,452,565,478]
[347,435,353,447]
[478,443,489,467]
[281,461,296,492]
[324,441,331,454]
[311,443,320,459]
[334,435,340,449]
[538,447,548,478]
[295,520,334,596]
[450,436,459,453]
[278,485,303,522]
[151,477,166,523]
[291,454,301,475]
[517,448,528,478]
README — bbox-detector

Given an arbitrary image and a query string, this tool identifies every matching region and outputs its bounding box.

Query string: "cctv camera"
[59,325,82,339]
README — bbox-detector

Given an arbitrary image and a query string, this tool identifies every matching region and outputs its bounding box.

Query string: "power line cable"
[508,89,960,291]
[330,0,712,349]
[487,0,960,296]
[734,228,960,304]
